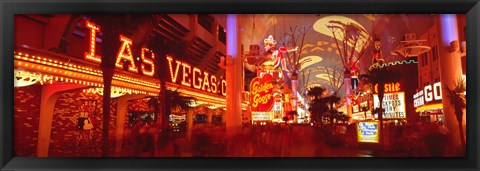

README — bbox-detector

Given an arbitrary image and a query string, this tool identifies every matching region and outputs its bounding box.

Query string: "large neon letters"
[84,20,226,95]
[115,35,138,73]
[140,47,155,76]
[84,21,101,63]
[167,57,226,96]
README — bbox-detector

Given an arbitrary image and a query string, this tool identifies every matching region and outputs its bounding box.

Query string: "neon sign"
[115,35,138,73]
[167,56,226,96]
[413,82,442,107]
[250,74,274,112]
[84,21,101,63]
[357,121,379,143]
[84,20,152,76]
[83,20,226,96]
[374,82,401,94]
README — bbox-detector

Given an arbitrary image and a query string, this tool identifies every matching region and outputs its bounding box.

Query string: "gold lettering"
[192,67,202,89]
[181,63,192,87]
[115,35,138,73]
[210,75,217,93]
[202,72,211,92]
[167,55,181,83]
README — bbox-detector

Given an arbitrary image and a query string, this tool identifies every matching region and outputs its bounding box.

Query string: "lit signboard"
[252,112,273,121]
[250,74,275,112]
[413,82,442,108]
[373,92,406,119]
[374,82,401,94]
[357,121,379,143]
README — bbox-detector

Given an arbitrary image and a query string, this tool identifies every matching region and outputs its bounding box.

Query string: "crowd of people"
[123,122,364,157]
[121,121,455,157]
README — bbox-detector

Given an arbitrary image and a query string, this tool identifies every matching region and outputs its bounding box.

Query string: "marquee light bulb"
[115,35,138,73]
[84,20,102,63]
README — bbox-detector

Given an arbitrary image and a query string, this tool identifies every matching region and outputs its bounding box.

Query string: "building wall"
[14,15,46,48]
[48,90,118,157]
[14,85,120,157]
[14,84,42,156]
[417,14,466,91]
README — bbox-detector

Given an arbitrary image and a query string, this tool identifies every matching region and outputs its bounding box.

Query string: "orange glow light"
[167,55,181,83]
[84,20,102,63]
[210,75,218,93]
[221,79,227,96]
[181,63,192,87]
[193,67,203,89]
[201,71,211,92]
[140,47,155,77]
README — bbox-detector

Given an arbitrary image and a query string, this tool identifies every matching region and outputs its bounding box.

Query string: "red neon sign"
[167,56,227,96]
[83,20,226,96]
[374,82,402,94]
[250,74,274,112]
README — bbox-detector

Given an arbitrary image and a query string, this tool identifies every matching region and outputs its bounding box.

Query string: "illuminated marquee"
[357,121,379,143]
[83,20,226,96]
[372,82,406,119]
[167,56,226,96]
[374,92,406,119]
[413,82,442,108]
[374,82,401,94]
[84,20,154,76]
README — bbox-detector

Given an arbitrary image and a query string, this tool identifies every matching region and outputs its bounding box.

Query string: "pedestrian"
[193,129,211,157]
[157,128,176,157]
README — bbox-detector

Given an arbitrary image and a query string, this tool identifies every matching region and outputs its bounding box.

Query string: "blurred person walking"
[139,124,155,157]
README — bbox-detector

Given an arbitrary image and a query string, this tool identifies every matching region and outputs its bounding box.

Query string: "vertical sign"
[250,74,274,112]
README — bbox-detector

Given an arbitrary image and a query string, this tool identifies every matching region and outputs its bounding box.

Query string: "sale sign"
[250,74,275,112]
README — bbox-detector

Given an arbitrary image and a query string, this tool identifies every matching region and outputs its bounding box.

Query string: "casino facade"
[13,14,251,157]
[13,14,467,157]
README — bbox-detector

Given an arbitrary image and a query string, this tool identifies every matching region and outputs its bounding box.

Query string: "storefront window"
[194,114,206,124]
[128,111,156,126]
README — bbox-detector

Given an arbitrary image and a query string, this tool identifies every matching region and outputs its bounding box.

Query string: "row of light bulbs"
[15,60,158,96]
[14,51,227,105]
[14,52,159,89]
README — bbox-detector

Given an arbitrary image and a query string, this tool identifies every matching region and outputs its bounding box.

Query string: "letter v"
[167,55,181,83]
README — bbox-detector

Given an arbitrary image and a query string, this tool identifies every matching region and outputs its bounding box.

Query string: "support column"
[37,83,88,157]
[206,108,213,124]
[114,94,146,155]
[436,14,464,154]
[344,76,353,123]
[186,108,194,142]
[222,109,226,124]
[226,14,243,134]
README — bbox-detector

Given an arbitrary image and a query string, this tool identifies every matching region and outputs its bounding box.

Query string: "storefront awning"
[415,103,443,113]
